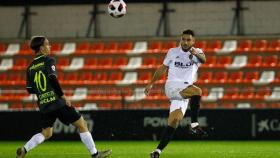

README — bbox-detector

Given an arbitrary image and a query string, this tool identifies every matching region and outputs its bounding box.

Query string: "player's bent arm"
[149,64,168,85]
[194,53,206,63]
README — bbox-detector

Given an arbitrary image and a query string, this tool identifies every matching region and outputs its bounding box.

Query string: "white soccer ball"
[108,0,127,18]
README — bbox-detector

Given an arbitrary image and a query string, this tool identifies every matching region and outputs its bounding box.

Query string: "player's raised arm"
[190,47,206,64]
[144,64,168,96]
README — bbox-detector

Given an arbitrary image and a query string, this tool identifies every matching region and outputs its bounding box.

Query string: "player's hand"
[144,84,153,96]
[61,95,72,107]
[190,47,198,55]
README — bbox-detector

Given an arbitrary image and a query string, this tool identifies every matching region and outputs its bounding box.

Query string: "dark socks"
[156,126,176,151]
[190,95,201,123]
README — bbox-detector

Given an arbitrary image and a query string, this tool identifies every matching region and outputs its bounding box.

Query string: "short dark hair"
[182,29,195,37]
[30,36,46,53]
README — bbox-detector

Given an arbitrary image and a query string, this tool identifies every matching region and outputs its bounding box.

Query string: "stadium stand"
[0,38,279,110]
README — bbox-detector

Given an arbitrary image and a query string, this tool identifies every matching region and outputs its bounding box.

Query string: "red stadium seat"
[197,72,213,84]
[255,87,271,99]
[0,74,8,85]
[118,41,133,53]
[252,39,268,52]
[78,72,94,84]
[109,72,123,82]
[162,41,177,53]
[104,42,118,53]
[9,103,23,110]
[13,58,28,70]
[93,72,108,83]
[113,57,128,67]
[75,42,90,54]
[203,103,217,109]
[97,58,113,68]
[247,55,262,68]
[19,42,32,55]
[228,71,243,83]
[206,40,222,53]
[239,87,255,100]
[213,72,228,83]
[267,39,280,52]
[243,72,259,83]
[275,71,280,83]
[147,41,162,53]
[25,103,37,110]
[89,42,105,54]
[202,56,216,68]
[194,40,207,51]
[8,74,24,85]
[262,55,278,68]
[143,103,158,109]
[64,73,78,85]
[0,43,6,54]
[56,58,70,69]
[137,72,152,84]
[84,58,97,69]
[142,57,157,68]
[235,40,253,53]
[50,43,62,54]
[216,56,232,68]
[252,103,267,109]
[222,88,239,100]
[221,103,235,108]
[98,102,112,109]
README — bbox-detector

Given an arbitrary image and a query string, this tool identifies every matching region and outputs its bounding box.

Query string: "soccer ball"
[108,0,126,18]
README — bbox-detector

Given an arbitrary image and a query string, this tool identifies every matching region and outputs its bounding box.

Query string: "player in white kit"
[145,29,207,158]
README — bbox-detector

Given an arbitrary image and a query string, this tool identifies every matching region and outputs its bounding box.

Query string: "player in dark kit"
[16,36,112,158]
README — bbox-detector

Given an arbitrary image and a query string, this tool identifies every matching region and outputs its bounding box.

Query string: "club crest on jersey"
[174,61,194,68]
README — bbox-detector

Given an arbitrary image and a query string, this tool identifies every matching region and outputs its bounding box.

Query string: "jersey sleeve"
[46,57,57,77]
[26,67,35,93]
[192,48,205,63]
[163,49,173,66]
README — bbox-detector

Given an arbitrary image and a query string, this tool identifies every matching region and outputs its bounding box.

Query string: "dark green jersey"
[26,54,65,113]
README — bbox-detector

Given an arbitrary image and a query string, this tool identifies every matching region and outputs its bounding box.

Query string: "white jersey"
[163,46,204,86]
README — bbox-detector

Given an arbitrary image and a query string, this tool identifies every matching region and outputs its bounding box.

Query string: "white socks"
[191,122,199,128]
[24,133,45,152]
[79,132,97,155]
[155,149,162,154]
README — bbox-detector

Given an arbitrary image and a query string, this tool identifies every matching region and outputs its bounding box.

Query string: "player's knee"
[193,87,202,96]
[77,119,88,132]
[170,117,182,127]
[42,131,53,139]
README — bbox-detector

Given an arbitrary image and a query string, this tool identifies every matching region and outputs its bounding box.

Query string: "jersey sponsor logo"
[39,96,56,105]
[51,65,56,71]
[29,62,45,70]
[174,61,194,68]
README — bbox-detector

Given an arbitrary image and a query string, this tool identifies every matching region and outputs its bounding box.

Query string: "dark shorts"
[40,105,81,129]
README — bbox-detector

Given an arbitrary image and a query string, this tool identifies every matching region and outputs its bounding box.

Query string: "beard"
[181,44,192,52]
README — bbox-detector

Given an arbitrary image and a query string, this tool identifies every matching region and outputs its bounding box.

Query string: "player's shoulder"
[168,47,180,54]
[45,56,56,63]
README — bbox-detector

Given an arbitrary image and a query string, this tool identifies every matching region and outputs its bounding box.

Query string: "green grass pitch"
[1,141,280,158]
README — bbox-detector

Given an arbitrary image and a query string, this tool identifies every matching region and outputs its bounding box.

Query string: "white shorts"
[165,81,190,115]
[169,99,189,116]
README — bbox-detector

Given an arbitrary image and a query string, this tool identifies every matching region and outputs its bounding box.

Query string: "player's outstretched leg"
[92,149,112,158]
[150,109,183,158]
[73,116,112,157]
